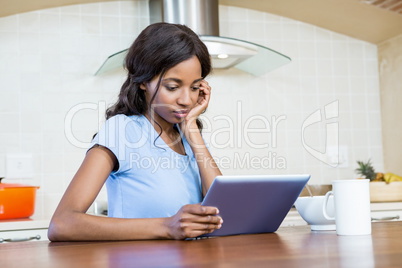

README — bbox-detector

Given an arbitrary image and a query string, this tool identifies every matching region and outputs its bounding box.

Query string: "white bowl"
[294,196,336,231]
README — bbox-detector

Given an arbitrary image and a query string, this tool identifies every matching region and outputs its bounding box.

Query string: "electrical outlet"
[6,153,34,179]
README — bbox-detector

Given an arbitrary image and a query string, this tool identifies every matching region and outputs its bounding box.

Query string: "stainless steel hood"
[95,0,291,76]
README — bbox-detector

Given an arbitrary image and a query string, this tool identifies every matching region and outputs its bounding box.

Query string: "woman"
[48,23,223,241]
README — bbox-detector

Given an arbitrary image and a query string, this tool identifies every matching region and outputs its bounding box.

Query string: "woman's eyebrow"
[162,77,203,84]
[193,78,203,83]
[162,78,182,83]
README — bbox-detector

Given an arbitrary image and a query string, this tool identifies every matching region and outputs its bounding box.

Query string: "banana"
[384,172,402,184]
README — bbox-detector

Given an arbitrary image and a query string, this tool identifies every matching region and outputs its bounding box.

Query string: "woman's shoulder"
[96,114,149,149]
[98,114,147,139]
[107,113,142,121]
[105,114,144,126]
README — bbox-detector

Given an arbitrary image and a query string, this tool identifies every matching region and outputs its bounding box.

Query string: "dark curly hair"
[105,22,211,134]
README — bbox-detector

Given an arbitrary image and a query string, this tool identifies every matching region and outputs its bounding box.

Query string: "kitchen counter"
[1,221,401,267]
[0,216,50,231]
[0,201,400,244]
[0,216,50,242]
[1,201,401,230]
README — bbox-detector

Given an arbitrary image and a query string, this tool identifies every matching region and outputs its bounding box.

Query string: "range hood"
[95,0,291,76]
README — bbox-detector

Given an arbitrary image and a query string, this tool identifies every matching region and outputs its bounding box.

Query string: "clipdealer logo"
[301,100,339,167]
[64,100,340,168]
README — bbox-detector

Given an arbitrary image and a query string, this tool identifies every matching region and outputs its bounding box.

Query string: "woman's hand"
[182,80,211,124]
[194,79,211,115]
[177,80,221,196]
[164,204,223,240]
[179,80,211,136]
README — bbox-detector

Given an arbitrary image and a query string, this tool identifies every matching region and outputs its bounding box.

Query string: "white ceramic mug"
[323,179,371,235]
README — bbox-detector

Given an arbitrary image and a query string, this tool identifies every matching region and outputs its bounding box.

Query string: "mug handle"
[323,191,335,220]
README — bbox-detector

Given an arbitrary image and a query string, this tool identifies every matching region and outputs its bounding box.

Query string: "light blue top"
[90,114,203,218]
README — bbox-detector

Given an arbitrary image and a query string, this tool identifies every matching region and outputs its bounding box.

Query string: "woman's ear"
[139,83,147,90]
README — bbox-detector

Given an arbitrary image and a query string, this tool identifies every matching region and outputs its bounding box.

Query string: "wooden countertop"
[1,222,402,267]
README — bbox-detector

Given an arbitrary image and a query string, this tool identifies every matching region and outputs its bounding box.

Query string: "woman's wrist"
[155,217,172,239]
[180,119,202,145]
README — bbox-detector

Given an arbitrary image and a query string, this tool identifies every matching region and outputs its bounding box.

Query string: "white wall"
[0,1,383,219]
[378,34,402,176]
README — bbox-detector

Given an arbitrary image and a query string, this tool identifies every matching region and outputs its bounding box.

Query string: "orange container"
[0,182,40,220]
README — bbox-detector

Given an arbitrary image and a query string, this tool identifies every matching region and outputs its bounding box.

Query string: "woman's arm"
[180,80,222,196]
[184,123,222,196]
[48,146,222,241]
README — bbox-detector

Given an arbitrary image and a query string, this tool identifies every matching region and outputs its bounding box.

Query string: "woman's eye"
[165,85,178,91]
[191,86,200,91]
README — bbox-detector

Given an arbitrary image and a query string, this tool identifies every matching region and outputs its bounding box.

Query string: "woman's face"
[141,55,203,126]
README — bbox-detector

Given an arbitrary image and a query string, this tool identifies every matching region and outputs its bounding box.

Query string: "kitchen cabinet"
[0,228,48,242]
[0,217,49,243]
[371,202,402,221]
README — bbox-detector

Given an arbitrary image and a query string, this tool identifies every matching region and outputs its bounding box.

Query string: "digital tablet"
[199,174,310,237]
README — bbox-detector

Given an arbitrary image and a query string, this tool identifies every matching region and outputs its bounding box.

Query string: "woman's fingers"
[180,205,221,222]
[181,228,218,238]
[194,80,211,108]
[199,80,211,103]
[200,80,211,90]
[182,204,219,216]
[177,220,222,238]
[180,206,223,231]
[180,215,223,227]
[181,80,212,127]
[180,213,223,224]
[180,222,222,233]
[167,204,223,239]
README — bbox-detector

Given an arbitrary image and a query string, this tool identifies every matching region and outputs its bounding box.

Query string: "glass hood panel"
[95,36,291,76]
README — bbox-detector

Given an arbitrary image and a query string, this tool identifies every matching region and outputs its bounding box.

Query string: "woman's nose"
[177,89,192,106]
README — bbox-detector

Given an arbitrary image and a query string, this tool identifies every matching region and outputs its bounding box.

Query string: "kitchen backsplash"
[0,1,383,219]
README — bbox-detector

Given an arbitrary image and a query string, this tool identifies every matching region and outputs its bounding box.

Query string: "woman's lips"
[173,110,189,118]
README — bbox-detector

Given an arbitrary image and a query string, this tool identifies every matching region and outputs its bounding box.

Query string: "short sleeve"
[89,115,147,173]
